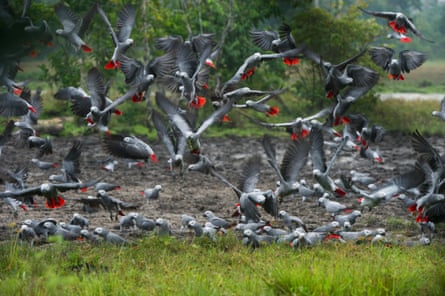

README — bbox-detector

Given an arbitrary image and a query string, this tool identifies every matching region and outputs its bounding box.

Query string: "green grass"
[1,235,445,295]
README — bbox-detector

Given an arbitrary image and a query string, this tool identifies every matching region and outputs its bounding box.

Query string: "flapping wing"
[152,109,176,159]
[238,154,262,194]
[54,3,80,33]
[358,7,397,20]
[249,30,279,51]
[102,135,150,160]
[369,46,394,71]
[310,125,327,172]
[116,4,136,42]
[62,141,82,176]
[280,137,310,183]
[399,50,426,73]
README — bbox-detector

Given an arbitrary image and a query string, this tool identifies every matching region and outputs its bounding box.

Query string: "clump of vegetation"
[385,217,418,231]
[367,99,445,135]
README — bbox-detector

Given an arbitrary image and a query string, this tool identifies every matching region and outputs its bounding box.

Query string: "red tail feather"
[388,74,404,80]
[408,203,417,213]
[300,129,310,138]
[326,90,334,99]
[400,37,412,43]
[104,60,117,70]
[267,106,279,116]
[81,44,92,53]
[393,26,407,34]
[416,214,428,223]
[190,96,206,109]
[45,200,53,209]
[246,67,256,77]
[45,196,65,209]
[13,87,22,96]
[131,93,144,102]
[389,21,407,33]
[283,57,300,66]
[221,115,231,122]
[324,234,342,241]
[341,116,351,124]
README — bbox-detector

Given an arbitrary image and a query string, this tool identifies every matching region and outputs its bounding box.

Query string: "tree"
[8,0,426,134]
[285,5,381,112]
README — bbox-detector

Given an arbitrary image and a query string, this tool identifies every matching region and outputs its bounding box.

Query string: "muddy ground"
[1,131,444,243]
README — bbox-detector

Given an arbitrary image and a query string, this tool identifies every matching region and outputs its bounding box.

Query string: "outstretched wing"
[238,154,262,194]
[399,50,426,73]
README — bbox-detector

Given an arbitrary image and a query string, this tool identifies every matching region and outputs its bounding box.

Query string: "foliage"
[6,0,445,137]
[286,4,381,113]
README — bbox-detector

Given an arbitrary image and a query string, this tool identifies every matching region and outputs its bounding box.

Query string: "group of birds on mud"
[0,1,444,249]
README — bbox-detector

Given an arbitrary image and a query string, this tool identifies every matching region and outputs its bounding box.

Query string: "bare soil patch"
[1,132,444,243]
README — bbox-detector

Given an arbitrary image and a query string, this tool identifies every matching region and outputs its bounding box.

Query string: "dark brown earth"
[1,131,444,243]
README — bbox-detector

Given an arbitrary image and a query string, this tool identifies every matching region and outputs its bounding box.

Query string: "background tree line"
[7,0,444,134]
